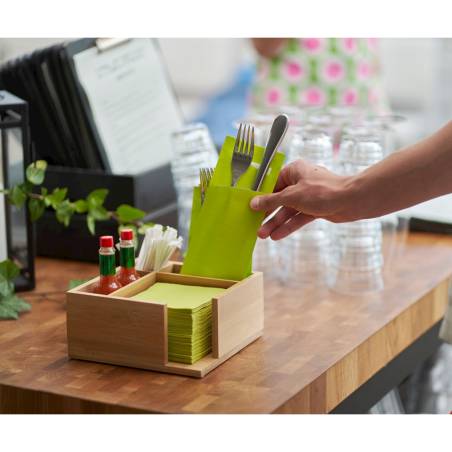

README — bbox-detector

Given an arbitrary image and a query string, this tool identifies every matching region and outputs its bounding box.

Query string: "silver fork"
[199,167,214,204]
[231,123,254,187]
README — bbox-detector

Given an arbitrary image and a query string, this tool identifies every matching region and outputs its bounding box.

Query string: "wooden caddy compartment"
[66,262,264,378]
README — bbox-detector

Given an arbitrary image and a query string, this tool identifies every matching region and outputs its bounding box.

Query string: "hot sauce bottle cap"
[120,229,134,240]
[100,236,114,248]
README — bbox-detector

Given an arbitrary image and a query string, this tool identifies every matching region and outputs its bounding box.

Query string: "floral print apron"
[251,38,388,113]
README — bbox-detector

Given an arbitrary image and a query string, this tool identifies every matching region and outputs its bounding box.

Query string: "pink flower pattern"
[343,88,358,106]
[252,38,387,112]
[342,38,357,53]
[301,87,326,106]
[284,59,304,82]
[323,59,345,83]
[301,38,324,54]
[358,61,372,80]
[266,87,282,106]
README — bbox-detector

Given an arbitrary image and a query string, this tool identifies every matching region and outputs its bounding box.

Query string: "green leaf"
[0,303,18,320]
[45,187,67,209]
[74,199,88,214]
[25,160,47,185]
[0,259,21,280]
[89,205,110,221]
[8,185,27,208]
[1,295,31,313]
[0,294,31,320]
[41,187,48,196]
[86,214,96,235]
[0,274,14,297]
[28,198,46,222]
[138,222,155,235]
[116,204,146,223]
[55,199,75,227]
[87,189,109,208]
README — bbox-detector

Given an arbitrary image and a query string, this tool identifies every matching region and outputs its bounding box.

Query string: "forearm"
[341,121,452,220]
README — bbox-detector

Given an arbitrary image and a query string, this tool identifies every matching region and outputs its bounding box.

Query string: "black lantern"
[0,90,35,291]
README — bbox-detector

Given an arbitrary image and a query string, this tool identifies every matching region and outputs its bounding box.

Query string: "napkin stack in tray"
[131,283,225,364]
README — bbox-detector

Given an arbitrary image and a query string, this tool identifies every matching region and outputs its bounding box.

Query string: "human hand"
[250,159,353,240]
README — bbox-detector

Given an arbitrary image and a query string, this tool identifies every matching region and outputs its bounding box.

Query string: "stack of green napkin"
[131,282,225,364]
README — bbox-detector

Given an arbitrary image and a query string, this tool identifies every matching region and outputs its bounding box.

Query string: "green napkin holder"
[181,135,285,280]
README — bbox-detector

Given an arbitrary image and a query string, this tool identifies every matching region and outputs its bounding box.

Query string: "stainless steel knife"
[252,114,289,191]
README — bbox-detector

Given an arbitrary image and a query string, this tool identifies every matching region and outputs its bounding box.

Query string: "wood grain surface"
[1,233,452,414]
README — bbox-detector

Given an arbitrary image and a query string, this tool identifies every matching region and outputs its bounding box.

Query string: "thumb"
[250,191,286,212]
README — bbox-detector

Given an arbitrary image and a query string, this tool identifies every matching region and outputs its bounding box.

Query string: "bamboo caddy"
[66,262,264,378]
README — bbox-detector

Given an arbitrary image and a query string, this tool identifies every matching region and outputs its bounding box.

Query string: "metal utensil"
[199,167,214,204]
[231,123,254,187]
[252,114,289,191]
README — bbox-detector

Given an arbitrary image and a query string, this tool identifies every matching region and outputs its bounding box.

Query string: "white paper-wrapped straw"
[136,225,183,272]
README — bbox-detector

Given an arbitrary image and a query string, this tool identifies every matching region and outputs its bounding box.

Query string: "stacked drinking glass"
[278,124,335,287]
[170,123,218,251]
[329,126,386,294]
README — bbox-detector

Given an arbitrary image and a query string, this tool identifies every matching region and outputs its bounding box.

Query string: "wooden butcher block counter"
[1,232,452,413]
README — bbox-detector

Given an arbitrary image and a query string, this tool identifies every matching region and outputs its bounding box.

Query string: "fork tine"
[249,125,254,157]
[234,123,242,154]
[244,124,250,155]
[239,124,245,154]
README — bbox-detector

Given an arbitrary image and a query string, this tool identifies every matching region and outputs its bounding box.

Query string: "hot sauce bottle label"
[100,253,116,275]
[120,246,135,268]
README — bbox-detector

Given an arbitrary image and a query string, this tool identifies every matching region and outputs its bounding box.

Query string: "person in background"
[251,38,389,113]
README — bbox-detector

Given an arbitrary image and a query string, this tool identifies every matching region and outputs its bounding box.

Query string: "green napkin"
[181,135,285,281]
[131,282,225,364]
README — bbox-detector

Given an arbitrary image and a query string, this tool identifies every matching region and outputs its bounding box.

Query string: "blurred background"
[1,38,451,147]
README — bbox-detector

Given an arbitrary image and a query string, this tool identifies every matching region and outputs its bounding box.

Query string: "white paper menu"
[73,39,183,175]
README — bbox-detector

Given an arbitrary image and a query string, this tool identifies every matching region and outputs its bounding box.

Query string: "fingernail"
[250,197,260,210]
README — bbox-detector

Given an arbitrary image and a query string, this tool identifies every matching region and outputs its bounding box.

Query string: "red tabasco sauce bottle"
[117,229,140,287]
[92,236,122,295]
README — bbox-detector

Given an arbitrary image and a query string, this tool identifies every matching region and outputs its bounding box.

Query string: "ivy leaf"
[74,199,88,213]
[1,295,31,313]
[28,197,46,222]
[87,189,109,209]
[0,303,18,320]
[86,214,96,235]
[116,204,146,223]
[0,274,14,297]
[9,185,27,208]
[45,187,67,208]
[55,199,75,227]
[0,294,31,319]
[89,206,109,221]
[25,160,47,185]
[45,187,67,209]
[0,259,21,281]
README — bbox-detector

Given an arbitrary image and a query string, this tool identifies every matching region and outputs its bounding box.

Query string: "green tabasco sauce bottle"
[117,229,140,287]
[92,236,122,295]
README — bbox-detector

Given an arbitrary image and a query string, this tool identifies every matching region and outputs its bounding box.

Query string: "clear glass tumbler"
[170,123,218,251]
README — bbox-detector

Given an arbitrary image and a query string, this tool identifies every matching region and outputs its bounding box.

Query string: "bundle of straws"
[136,225,183,272]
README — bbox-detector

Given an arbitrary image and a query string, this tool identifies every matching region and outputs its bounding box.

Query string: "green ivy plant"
[0,160,155,320]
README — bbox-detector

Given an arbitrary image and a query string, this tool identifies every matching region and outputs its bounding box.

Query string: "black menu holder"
[36,164,178,262]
